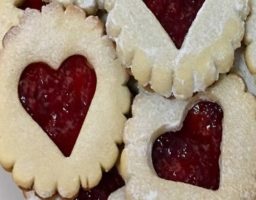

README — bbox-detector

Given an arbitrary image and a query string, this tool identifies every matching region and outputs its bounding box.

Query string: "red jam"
[143,0,205,49]
[18,55,97,157]
[18,0,46,10]
[152,101,223,190]
[75,168,125,200]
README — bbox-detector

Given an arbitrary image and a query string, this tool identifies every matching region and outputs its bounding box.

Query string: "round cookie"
[0,3,130,199]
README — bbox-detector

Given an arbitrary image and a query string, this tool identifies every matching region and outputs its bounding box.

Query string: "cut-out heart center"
[18,55,97,157]
[152,101,223,190]
[143,0,205,49]
[18,0,46,10]
[76,167,124,200]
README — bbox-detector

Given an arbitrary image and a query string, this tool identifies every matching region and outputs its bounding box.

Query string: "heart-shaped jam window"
[143,0,205,49]
[152,101,223,190]
[18,55,97,157]
[76,167,124,200]
[18,0,46,10]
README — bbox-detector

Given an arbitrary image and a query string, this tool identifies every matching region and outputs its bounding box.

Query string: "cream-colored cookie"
[44,0,104,14]
[245,0,256,74]
[122,75,256,200]
[0,0,22,49]
[0,3,130,199]
[106,0,249,99]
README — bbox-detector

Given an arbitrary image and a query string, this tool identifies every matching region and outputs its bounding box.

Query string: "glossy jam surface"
[152,101,223,190]
[18,55,97,157]
[18,0,46,10]
[76,168,125,200]
[143,0,205,49]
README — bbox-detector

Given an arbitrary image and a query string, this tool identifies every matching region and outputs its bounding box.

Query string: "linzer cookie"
[105,0,249,98]
[121,75,256,199]
[0,3,130,199]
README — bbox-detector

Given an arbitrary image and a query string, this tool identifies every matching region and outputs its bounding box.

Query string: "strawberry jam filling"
[76,167,124,200]
[143,0,205,49]
[152,101,223,190]
[18,55,97,157]
[18,0,46,10]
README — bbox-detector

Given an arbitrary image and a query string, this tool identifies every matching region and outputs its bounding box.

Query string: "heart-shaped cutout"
[18,55,97,157]
[76,167,124,200]
[152,101,223,190]
[18,0,46,10]
[143,0,205,49]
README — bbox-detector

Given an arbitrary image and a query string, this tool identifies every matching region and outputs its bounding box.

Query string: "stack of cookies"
[0,0,256,199]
